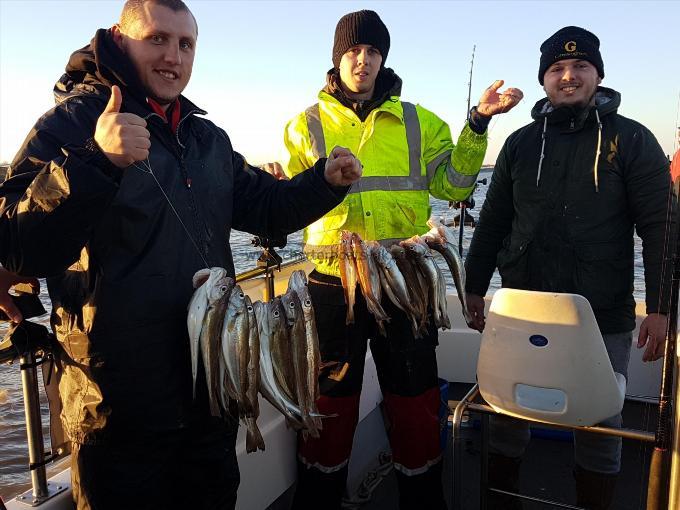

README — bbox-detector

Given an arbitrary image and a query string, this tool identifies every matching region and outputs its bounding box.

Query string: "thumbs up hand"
[94,85,151,168]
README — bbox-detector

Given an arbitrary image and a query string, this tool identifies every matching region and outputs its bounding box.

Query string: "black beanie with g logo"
[538,26,604,84]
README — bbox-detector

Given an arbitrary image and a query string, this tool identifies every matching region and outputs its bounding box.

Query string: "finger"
[637,325,647,348]
[131,148,150,163]
[120,113,148,127]
[0,299,22,323]
[487,80,504,93]
[104,85,123,114]
[125,125,151,139]
[133,136,152,150]
[330,146,352,159]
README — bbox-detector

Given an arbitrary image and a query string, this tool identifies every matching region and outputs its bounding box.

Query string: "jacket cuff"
[468,107,491,134]
[64,138,124,183]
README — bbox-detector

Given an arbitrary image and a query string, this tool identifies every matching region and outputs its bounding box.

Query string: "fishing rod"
[451,45,476,257]
[646,171,679,510]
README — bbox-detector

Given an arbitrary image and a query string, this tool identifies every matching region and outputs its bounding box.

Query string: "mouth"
[156,69,179,81]
[560,84,580,93]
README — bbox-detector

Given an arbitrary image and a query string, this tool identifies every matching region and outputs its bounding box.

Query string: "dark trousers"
[71,415,239,510]
[292,271,447,510]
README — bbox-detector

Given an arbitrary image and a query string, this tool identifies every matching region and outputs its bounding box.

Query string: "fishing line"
[132,158,210,269]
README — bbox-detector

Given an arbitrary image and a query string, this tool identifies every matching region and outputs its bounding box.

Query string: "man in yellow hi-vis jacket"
[264,10,522,509]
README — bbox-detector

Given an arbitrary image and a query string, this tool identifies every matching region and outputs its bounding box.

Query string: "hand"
[94,85,151,168]
[466,293,486,332]
[261,162,288,180]
[0,268,39,323]
[476,80,524,117]
[324,146,362,187]
[637,313,668,362]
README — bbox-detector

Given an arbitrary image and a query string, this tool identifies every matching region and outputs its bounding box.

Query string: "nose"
[561,66,574,81]
[164,43,182,66]
[356,48,368,65]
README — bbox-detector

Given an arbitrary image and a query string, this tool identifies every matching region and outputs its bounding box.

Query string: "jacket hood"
[531,87,621,192]
[324,67,402,121]
[531,86,620,125]
[54,29,148,106]
[53,29,204,117]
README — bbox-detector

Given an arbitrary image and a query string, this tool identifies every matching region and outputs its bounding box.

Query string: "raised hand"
[94,85,151,168]
[0,269,39,323]
[476,80,524,117]
[324,146,363,187]
[261,162,289,180]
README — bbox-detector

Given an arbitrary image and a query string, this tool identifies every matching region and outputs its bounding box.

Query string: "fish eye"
[273,310,279,318]
[220,285,228,292]
[238,292,244,298]
[247,306,253,312]
[305,299,311,306]
[289,301,295,308]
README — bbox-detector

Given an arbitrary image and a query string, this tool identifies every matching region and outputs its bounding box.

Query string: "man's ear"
[111,24,124,50]
[597,76,603,85]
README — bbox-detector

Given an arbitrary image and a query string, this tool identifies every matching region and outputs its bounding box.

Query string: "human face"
[543,59,601,109]
[338,44,382,100]
[113,3,197,108]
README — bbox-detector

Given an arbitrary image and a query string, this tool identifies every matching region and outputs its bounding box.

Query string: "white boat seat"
[477,288,626,427]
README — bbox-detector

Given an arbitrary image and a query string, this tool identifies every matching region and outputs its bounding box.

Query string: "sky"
[1,0,679,166]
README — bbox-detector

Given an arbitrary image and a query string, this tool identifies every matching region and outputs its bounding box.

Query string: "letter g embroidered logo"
[564,41,577,52]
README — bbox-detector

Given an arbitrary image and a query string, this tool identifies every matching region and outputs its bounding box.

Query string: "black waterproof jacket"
[465,87,671,333]
[0,30,348,443]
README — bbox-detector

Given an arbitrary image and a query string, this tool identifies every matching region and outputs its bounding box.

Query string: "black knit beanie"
[538,26,604,84]
[332,10,390,69]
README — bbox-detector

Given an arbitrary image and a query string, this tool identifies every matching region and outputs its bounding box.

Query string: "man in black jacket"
[0,1,361,509]
[465,26,671,510]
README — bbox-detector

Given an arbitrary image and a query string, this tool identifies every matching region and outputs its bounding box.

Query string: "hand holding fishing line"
[95,85,151,168]
[638,312,668,362]
[476,79,524,117]
[324,146,363,187]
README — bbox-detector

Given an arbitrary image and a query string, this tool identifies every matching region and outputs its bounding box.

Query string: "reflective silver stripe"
[426,150,452,180]
[305,104,326,159]
[298,454,348,473]
[446,163,479,188]
[401,102,422,179]
[348,176,428,194]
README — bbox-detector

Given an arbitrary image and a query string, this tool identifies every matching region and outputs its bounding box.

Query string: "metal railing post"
[19,350,48,501]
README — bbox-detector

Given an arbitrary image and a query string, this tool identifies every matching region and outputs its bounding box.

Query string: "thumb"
[330,146,352,160]
[104,85,122,114]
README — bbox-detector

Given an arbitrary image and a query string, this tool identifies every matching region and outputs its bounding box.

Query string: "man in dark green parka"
[464,26,671,510]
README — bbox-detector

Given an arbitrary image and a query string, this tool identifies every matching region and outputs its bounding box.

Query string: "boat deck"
[271,383,658,510]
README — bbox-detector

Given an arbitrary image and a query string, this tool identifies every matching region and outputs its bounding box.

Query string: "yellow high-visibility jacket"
[284,90,488,277]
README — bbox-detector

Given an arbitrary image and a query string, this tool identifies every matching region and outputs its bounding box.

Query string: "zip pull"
[570,118,575,129]
[186,177,192,189]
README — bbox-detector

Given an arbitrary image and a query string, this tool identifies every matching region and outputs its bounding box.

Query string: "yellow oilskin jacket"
[284,90,488,277]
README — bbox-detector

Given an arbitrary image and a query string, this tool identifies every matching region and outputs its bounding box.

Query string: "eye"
[238,292,244,298]
[180,40,193,51]
[273,310,279,318]
[305,299,311,307]
[151,34,164,44]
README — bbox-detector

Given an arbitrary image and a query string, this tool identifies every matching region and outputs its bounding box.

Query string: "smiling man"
[262,9,523,510]
[0,0,362,509]
[464,26,672,509]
